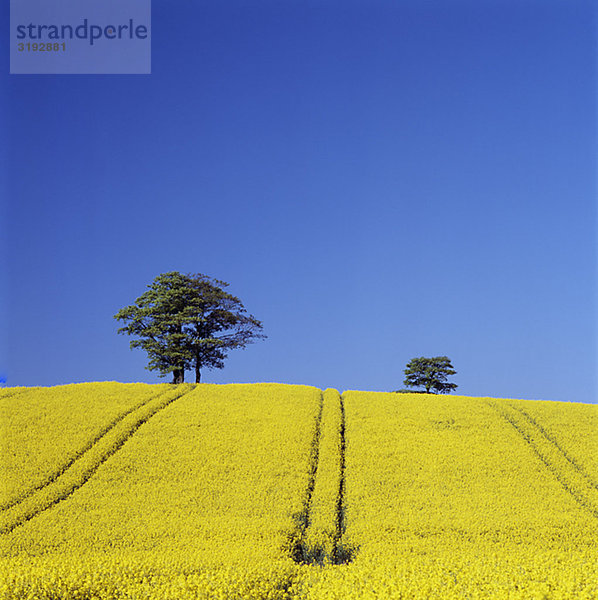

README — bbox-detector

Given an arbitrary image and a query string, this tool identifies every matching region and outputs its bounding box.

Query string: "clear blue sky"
[2,0,596,403]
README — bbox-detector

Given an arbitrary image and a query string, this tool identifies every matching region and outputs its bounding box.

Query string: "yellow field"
[298,392,598,599]
[0,384,596,599]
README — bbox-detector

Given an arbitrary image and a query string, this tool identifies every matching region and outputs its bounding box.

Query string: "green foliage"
[114,272,265,383]
[403,356,458,394]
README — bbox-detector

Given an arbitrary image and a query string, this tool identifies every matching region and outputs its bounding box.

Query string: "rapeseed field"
[0,384,596,599]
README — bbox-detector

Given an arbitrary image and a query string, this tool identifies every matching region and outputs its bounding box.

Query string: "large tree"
[114,272,265,383]
[402,356,457,394]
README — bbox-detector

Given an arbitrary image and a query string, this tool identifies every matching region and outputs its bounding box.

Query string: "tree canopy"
[402,356,457,394]
[114,272,265,383]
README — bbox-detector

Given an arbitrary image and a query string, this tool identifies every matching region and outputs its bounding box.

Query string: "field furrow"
[0,384,193,534]
[334,391,351,564]
[510,399,598,485]
[511,405,598,490]
[0,382,173,506]
[288,391,324,563]
[298,388,344,565]
[0,388,39,401]
[489,400,598,519]
[1,385,596,599]
[1,383,322,600]
[294,392,597,600]
[0,388,171,512]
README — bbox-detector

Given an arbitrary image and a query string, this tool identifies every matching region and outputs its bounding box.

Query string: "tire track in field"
[508,403,598,491]
[288,392,324,563]
[333,392,354,564]
[0,389,171,512]
[334,392,347,558]
[0,385,194,535]
[0,388,39,401]
[488,400,598,520]
[289,390,355,565]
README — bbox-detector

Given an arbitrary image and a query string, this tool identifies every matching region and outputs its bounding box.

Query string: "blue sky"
[2,0,596,403]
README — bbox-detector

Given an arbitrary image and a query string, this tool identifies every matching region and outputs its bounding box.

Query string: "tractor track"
[288,392,324,563]
[488,400,598,520]
[0,388,40,401]
[508,403,598,491]
[333,392,353,564]
[0,389,172,512]
[289,389,355,565]
[0,385,194,535]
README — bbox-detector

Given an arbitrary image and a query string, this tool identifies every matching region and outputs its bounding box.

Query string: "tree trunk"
[195,354,201,383]
[173,368,185,384]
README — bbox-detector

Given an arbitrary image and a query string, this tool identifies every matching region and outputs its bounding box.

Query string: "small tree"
[403,356,457,394]
[115,272,265,383]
